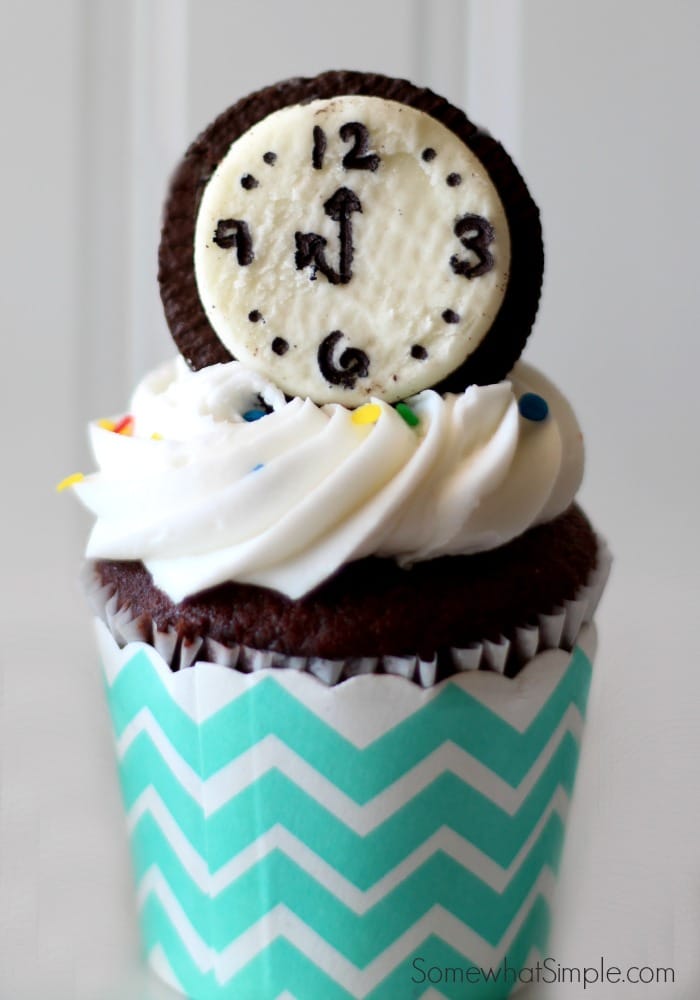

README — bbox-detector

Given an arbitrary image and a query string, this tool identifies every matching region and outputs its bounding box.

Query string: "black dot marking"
[442,309,460,324]
[422,148,437,162]
[271,337,289,356]
[248,310,262,323]
[262,151,277,165]
[446,173,462,187]
[241,174,259,189]
[411,344,428,360]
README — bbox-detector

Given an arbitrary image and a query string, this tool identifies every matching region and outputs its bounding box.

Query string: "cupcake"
[63,71,610,999]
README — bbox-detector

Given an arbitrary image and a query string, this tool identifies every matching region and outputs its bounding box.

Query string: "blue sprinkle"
[518,392,549,422]
[251,463,264,473]
[243,409,266,422]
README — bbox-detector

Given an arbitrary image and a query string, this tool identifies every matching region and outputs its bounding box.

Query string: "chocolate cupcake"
[64,72,609,1000]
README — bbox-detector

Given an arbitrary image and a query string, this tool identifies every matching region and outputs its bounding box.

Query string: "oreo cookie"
[159,70,544,404]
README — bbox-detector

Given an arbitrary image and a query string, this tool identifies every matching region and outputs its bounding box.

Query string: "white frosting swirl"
[73,357,583,601]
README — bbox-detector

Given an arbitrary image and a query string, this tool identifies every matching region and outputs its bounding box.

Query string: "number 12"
[312,122,381,172]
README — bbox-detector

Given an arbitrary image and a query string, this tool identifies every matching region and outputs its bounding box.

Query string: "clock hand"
[294,232,338,283]
[294,187,362,285]
[324,187,362,283]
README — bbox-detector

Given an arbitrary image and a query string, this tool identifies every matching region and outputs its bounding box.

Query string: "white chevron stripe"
[523,945,544,971]
[117,706,583,823]
[205,711,583,819]
[218,884,552,991]
[138,869,214,974]
[128,787,570,904]
[302,647,578,744]
[128,788,206,887]
[138,867,558,996]
[98,618,593,741]
[148,943,185,994]
[576,621,596,664]
[116,707,203,801]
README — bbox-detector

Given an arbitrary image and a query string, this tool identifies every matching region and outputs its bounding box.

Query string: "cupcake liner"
[97,618,598,999]
[85,536,611,688]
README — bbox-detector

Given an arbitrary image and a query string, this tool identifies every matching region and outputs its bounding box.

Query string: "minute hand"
[294,187,363,285]
[324,187,362,284]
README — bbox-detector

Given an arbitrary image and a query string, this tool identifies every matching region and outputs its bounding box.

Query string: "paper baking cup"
[88,538,611,687]
[98,619,598,999]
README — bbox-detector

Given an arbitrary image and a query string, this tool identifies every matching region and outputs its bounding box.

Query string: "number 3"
[450,214,495,279]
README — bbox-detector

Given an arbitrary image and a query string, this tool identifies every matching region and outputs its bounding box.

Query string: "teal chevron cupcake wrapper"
[98,621,597,999]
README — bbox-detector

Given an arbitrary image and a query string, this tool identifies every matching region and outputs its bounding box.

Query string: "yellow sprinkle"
[151,432,163,440]
[351,403,382,426]
[56,472,84,493]
[98,418,115,431]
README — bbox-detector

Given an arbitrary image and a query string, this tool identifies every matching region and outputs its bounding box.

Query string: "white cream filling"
[193,96,510,405]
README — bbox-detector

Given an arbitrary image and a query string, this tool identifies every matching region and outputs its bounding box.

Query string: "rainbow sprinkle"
[99,415,134,435]
[351,403,382,426]
[56,472,84,493]
[113,414,134,435]
[395,402,420,427]
[243,409,266,422]
[518,393,549,422]
[151,432,163,441]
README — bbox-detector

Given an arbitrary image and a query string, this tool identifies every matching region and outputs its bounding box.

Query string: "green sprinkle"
[395,402,420,427]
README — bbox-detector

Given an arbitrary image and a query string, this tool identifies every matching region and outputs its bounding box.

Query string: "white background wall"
[1,1,699,997]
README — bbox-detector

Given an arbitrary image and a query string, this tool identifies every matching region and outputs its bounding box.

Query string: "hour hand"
[294,232,340,284]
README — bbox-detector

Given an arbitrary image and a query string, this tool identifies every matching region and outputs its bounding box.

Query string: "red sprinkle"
[113,414,134,435]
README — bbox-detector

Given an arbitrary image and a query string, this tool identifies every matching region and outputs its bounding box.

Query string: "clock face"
[193,96,511,405]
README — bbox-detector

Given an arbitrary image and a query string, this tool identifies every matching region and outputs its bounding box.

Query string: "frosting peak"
[73,358,583,600]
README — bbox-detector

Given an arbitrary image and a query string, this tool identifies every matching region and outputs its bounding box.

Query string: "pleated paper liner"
[85,537,610,688]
